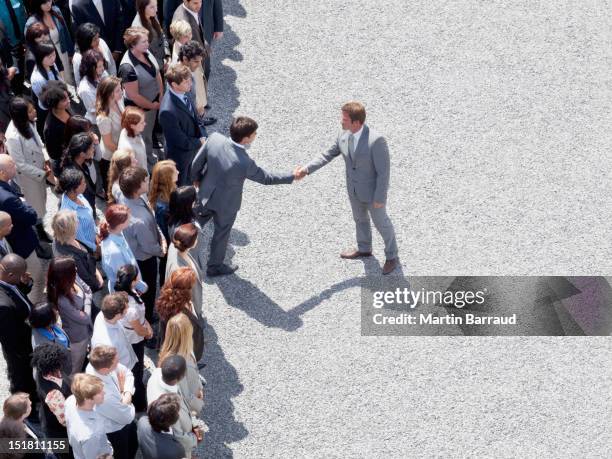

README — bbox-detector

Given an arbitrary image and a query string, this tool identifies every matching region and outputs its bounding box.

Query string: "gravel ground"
[3,1,612,458]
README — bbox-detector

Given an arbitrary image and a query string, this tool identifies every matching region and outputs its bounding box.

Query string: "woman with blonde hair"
[169,20,192,64]
[106,148,135,203]
[96,76,125,196]
[117,106,147,171]
[148,159,178,284]
[158,313,204,413]
[155,267,204,361]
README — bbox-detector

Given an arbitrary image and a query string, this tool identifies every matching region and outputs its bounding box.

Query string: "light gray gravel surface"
[2,1,611,458]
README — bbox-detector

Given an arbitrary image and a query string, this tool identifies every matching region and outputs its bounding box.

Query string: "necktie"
[183,95,194,116]
[348,133,355,162]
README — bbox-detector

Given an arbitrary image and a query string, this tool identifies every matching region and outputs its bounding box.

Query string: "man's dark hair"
[148,393,181,432]
[118,166,148,199]
[160,354,186,384]
[31,343,69,377]
[40,80,68,110]
[229,116,258,143]
[178,40,205,62]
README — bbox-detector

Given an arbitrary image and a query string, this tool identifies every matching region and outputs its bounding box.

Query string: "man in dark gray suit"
[298,101,399,275]
[190,116,302,277]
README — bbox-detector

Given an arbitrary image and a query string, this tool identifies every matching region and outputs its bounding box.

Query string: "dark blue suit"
[158,88,205,185]
[70,0,124,53]
[0,180,38,258]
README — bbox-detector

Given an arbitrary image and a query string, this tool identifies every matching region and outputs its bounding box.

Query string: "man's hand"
[121,392,132,405]
[373,202,384,209]
[7,67,17,80]
[200,137,207,145]
[293,166,307,181]
[117,369,126,393]
[213,32,223,40]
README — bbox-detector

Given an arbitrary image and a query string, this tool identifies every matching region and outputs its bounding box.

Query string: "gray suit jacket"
[172,4,206,50]
[190,132,294,217]
[305,125,390,204]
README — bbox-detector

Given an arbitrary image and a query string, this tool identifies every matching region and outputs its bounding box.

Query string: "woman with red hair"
[156,267,204,361]
[100,204,148,294]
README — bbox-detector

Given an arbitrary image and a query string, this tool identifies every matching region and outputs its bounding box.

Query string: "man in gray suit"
[298,101,399,275]
[190,116,302,277]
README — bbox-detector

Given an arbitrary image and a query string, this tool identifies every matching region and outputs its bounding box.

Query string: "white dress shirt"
[64,395,113,459]
[77,78,98,125]
[91,314,138,370]
[349,125,364,150]
[85,363,136,433]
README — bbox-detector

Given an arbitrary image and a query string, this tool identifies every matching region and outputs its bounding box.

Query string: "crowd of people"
[0,0,400,458]
[0,0,228,458]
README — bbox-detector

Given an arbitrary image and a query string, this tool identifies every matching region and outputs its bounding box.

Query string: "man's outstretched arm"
[298,137,341,177]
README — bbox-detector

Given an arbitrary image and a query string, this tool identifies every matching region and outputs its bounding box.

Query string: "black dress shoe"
[206,263,238,277]
[201,116,217,126]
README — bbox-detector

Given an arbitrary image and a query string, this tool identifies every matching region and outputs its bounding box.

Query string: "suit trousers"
[131,340,147,412]
[197,207,237,269]
[2,347,38,404]
[168,149,195,187]
[137,257,158,323]
[348,194,398,260]
[107,421,138,459]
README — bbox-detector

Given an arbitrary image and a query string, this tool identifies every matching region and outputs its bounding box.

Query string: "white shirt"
[77,78,98,125]
[85,363,135,433]
[182,4,200,24]
[93,0,105,23]
[118,129,147,171]
[120,294,146,344]
[91,314,138,370]
[230,139,245,150]
[64,396,113,459]
[349,125,364,151]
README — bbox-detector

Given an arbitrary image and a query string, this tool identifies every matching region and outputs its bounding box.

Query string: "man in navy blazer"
[0,155,38,261]
[70,0,124,56]
[159,63,207,186]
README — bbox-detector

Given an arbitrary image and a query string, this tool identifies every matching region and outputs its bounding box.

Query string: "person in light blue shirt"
[58,168,97,252]
[100,203,148,293]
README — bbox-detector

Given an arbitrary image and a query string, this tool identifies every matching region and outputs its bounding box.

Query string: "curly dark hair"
[31,343,69,377]
[155,267,196,322]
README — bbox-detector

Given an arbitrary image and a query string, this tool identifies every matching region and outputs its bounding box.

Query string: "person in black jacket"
[31,343,73,459]
[0,254,38,405]
[70,0,125,58]
[158,63,205,186]
[137,393,186,459]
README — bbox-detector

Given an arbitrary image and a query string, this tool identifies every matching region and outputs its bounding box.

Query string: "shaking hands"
[292,166,308,181]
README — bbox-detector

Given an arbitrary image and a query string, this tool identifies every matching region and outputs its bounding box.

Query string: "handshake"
[292,166,308,181]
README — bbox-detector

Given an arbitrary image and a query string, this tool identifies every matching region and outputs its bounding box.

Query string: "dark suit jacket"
[164,0,222,38]
[0,283,34,359]
[199,0,224,45]
[70,0,124,53]
[0,180,38,258]
[190,132,294,218]
[137,416,186,459]
[158,89,204,184]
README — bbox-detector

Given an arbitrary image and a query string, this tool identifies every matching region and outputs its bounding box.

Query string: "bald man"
[0,155,47,302]
[0,212,13,257]
[0,254,38,404]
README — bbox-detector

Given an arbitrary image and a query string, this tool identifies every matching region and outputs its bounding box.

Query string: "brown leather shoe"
[340,248,373,259]
[382,258,399,275]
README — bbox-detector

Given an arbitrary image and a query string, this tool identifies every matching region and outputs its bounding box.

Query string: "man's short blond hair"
[88,345,118,371]
[341,101,366,124]
[71,373,104,405]
[52,210,78,244]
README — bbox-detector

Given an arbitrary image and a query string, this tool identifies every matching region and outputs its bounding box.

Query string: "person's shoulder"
[366,125,385,142]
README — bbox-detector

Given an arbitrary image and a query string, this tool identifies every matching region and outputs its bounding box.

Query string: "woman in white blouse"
[73,23,116,87]
[96,76,125,195]
[117,106,148,171]
[5,97,55,217]
[77,49,106,126]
